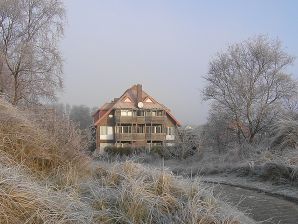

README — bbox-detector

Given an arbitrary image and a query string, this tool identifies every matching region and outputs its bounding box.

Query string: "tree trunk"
[12,73,19,105]
[249,132,255,143]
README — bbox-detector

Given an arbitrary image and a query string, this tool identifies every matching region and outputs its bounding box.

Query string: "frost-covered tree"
[203,36,297,143]
[0,0,65,105]
[69,105,93,130]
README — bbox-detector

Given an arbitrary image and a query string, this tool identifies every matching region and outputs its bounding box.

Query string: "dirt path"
[212,184,298,224]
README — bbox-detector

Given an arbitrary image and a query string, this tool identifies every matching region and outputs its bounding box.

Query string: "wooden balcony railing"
[146,133,166,141]
[115,133,132,141]
[115,133,165,141]
[115,116,136,123]
[145,116,166,123]
[115,115,165,124]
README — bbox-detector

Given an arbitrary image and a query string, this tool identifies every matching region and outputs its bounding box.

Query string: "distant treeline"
[52,103,97,130]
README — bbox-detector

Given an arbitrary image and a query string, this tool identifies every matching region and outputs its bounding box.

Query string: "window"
[137,125,144,133]
[100,126,107,135]
[116,126,132,133]
[156,126,162,133]
[121,110,132,116]
[145,110,151,116]
[123,126,131,133]
[151,111,156,116]
[137,110,144,116]
[144,98,153,103]
[156,110,163,116]
[146,126,151,134]
[123,97,132,103]
[152,125,162,133]
[100,126,113,140]
[167,127,175,135]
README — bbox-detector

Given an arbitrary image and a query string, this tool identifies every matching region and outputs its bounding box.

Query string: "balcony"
[115,116,136,123]
[145,116,166,124]
[115,115,165,124]
[146,133,166,141]
[132,133,146,140]
[115,133,132,141]
[115,133,165,141]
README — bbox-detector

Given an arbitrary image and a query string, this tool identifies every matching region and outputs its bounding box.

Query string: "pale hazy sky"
[60,0,298,125]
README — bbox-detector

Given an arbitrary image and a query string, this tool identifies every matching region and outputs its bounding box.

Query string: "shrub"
[260,162,291,183]
[150,146,164,157]
[104,146,147,157]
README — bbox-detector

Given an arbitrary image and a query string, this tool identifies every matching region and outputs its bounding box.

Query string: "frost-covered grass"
[87,160,254,223]
[0,99,251,224]
[271,116,298,151]
[166,141,298,187]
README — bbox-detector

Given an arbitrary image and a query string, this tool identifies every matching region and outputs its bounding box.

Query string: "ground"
[210,183,298,223]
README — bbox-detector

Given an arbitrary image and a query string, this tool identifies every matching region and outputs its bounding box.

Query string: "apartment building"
[93,84,181,151]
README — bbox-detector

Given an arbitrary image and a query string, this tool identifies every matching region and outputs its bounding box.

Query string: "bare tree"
[202,104,236,153]
[0,0,65,105]
[69,105,93,130]
[203,36,297,143]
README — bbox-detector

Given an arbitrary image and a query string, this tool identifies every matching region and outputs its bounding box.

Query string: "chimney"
[137,84,142,103]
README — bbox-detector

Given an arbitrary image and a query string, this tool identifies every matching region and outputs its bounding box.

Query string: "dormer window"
[144,97,153,103]
[123,97,132,103]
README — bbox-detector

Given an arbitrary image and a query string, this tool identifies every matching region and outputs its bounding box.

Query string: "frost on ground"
[0,99,254,224]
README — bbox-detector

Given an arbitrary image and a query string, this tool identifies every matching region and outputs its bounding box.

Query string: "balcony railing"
[145,116,166,123]
[115,133,165,141]
[115,116,136,123]
[115,115,165,124]
[146,133,166,141]
[115,133,131,141]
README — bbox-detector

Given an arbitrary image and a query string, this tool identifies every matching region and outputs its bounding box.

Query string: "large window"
[120,110,132,117]
[99,126,114,140]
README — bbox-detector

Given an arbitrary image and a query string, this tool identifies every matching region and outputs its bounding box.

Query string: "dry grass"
[84,161,251,224]
[0,160,93,223]
[0,99,252,223]
[0,99,92,186]
[271,116,298,150]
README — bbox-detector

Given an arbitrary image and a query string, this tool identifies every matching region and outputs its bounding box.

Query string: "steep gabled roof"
[94,84,181,126]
